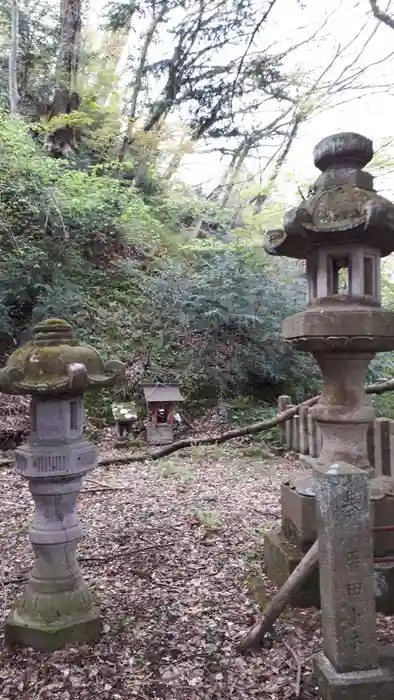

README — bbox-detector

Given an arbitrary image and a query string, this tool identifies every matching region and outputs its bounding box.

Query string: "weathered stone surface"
[314,650,394,700]
[263,130,394,633]
[264,132,394,260]
[314,462,377,674]
[146,423,174,445]
[281,479,316,549]
[292,416,300,453]
[5,607,100,652]
[264,526,394,613]
[3,319,124,650]
[299,404,309,455]
[263,529,320,608]
[0,319,125,396]
[278,395,290,446]
[285,405,295,450]
[307,412,319,458]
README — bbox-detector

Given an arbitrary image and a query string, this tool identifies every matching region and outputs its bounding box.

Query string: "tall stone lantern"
[0,319,124,650]
[263,133,394,610]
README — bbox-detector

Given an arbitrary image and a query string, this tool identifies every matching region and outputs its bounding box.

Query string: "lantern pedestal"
[262,132,394,614]
[0,321,124,652]
[5,396,101,650]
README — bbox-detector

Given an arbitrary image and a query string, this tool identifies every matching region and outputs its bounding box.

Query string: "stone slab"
[314,648,394,700]
[5,606,101,652]
[264,528,394,614]
[263,528,320,607]
[281,468,394,555]
[281,482,316,549]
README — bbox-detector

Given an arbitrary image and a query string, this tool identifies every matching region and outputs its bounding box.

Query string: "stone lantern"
[263,133,394,610]
[0,319,124,650]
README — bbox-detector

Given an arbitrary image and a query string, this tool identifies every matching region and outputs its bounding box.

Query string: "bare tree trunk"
[9,0,19,116]
[252,114,302,214]
[164,135,194,180]
[97,25,132,108]
[119,4,168,162]
[220,137,254,206]
[44,0,82,156]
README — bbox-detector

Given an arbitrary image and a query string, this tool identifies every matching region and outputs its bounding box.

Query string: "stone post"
[0,319,124,651]
[278,395,290,447]
[299,404,309,455]
[374,417,391,477]
[292,415,300,453]
[285,404,295,450]
[308,412,319,458]
[314,462,393,698]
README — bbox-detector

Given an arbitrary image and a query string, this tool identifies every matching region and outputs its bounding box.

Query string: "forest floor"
[1,440,394,700]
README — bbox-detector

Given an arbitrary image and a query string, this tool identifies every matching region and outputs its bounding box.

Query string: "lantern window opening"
[328,255,351,295]
[70,400,78,430]
[363,255,375,296]
[308,259,318,301]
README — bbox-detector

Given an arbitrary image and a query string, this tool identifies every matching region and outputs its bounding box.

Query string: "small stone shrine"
[111,401,138,445]
[0,319,124,650]
[142,383,184,445]
[263,132,394,611]
[314,462,394,700]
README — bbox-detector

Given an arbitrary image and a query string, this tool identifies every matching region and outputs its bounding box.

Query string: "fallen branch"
[238,540,319,653]
[98,395,319,466]
[283,640,302,698]
[1,377,394,470]
[99,377,394,465]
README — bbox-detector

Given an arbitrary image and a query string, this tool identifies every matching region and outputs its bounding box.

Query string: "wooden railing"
[277,395,393,477]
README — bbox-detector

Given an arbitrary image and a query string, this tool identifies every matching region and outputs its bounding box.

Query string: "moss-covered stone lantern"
[0,319,125,651]
[263,133,394,612]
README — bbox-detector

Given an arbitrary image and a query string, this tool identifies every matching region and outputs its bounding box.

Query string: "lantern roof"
[264,132,394,259]
[0,319,125,396]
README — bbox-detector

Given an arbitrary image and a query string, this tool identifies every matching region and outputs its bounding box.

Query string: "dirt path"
[0,444,391,699]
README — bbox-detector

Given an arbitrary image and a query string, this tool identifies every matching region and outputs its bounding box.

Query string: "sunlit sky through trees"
[88,0,394,202]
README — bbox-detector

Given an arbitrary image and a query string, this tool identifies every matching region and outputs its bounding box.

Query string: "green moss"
[44,319,70,326]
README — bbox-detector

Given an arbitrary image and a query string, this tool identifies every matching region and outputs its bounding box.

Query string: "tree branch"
[98,376,394,466]
[369,0,394,30]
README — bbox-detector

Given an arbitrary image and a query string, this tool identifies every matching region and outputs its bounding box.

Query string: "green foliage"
[133,240,321,400]
[0,116,171,340]
[0,115,321,418]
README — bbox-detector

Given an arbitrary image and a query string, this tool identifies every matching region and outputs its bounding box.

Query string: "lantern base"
[5,605,101,652]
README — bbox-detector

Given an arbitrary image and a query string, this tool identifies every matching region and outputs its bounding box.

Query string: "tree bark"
[44,0,82,156]
[119,4,168,162]
[237,540,319,653]
[369,0,394,30]
[9,0,19,116]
